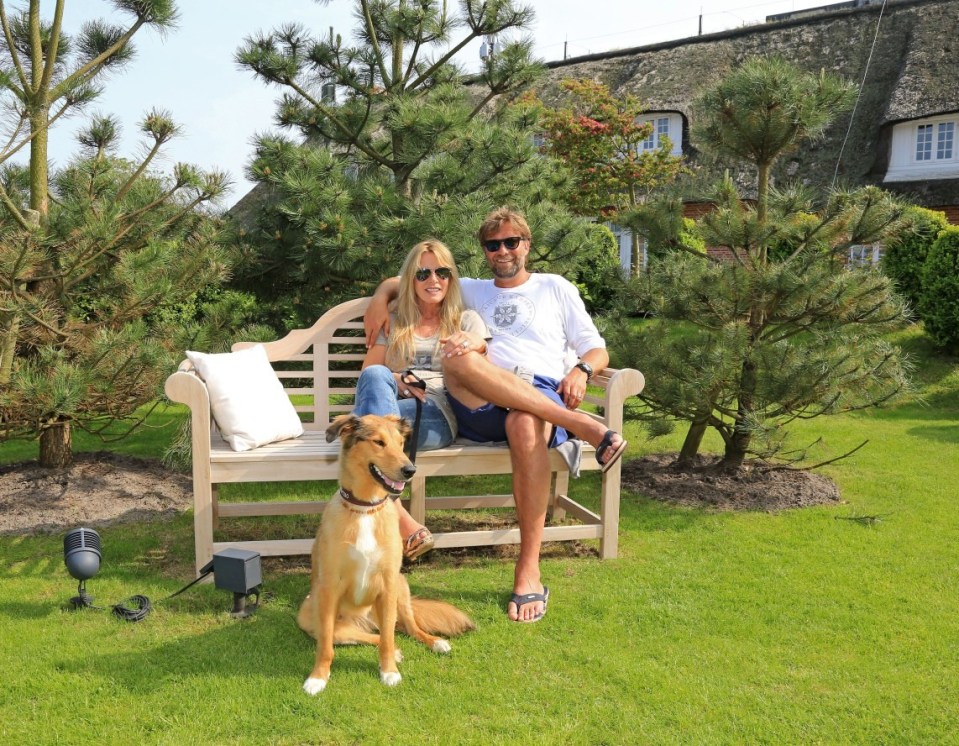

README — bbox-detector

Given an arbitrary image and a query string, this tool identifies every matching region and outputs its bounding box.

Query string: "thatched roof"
[533,0,959,206]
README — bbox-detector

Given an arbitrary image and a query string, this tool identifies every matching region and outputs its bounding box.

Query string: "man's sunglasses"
[482,236,525,252]
[414,267,453,282]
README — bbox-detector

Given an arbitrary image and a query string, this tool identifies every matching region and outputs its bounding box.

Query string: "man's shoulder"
[529,273,579,294]
[461,276,493,289]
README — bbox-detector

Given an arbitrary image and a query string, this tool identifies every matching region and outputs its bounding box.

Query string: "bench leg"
[599,465,621,560]
[409,476,426,525]
[549,471,569,523]
[211,484,220,530]
[194,478,215,575]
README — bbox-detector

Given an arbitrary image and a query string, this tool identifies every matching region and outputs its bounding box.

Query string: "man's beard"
[490,258,522,279]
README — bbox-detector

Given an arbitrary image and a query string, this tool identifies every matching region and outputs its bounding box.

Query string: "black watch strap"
[574,361,593,380]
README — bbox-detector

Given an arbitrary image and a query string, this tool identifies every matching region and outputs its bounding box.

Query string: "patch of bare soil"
[0,450,840,545]
[0,452,192,536]
[621,453,841,511]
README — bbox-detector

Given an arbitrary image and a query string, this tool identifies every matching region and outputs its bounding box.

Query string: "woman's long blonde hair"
[385,239,464,370]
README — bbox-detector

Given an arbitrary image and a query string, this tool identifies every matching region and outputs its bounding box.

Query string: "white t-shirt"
[460,274,605,381]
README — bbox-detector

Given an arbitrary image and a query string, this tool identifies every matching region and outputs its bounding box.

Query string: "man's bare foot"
[508,584,549,623]
[595,430,628,473]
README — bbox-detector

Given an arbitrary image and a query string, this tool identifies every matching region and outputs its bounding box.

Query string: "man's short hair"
[478,207,532,242]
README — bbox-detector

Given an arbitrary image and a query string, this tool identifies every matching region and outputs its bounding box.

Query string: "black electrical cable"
[73,566,216,623]
[112,595,152,622]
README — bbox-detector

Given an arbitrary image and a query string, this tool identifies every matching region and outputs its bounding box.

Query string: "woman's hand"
[441,331,485,358]
[396,371,427,402]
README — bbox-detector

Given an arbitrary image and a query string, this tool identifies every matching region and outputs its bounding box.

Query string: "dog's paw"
[303,677,327,695]
[431,639,451,654]
[394,648,404,663]
[380,671,402,687]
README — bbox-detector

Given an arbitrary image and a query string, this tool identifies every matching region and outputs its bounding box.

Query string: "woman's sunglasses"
[482,236,525,252]
[414,267,453,282]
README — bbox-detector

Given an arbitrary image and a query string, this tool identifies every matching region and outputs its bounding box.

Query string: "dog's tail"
[406,597,475,636]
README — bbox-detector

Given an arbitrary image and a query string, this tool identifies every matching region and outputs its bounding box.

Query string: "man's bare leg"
[505,410,551,622]
[444,351,623,460]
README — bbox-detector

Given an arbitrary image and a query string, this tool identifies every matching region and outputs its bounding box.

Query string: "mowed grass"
[1,326,958,744]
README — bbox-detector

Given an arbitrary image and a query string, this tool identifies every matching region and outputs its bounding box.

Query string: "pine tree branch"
[765,439,868,471]
[468,90,498,120]
[50,18,144,103]
[28,0,42,94]
[38,0,65,94]
[401,38,424,87]
[83,399,161,441]
[360,0,391,88]
[114,140,164,203]
[408,32,477,91]
[286,77,394,170]
[0,1,28,94]
[0,98,71,166]
[0,179,29,229]
[3,275,67,339]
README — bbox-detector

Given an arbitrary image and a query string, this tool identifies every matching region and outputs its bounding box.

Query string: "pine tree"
[0,1,230,467]
[607,58,912,474]
[231,0,612,329]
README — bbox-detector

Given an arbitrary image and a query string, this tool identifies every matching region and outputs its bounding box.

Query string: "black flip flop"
[595,430,628,473]
[508,587,549,623]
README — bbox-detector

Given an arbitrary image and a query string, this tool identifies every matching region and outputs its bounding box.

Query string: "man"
[365,208,627,623]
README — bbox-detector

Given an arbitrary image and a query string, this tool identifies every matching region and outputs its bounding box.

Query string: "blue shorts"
[447,374,570,448]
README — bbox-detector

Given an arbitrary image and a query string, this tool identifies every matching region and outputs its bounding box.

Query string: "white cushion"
[185,345,303,452]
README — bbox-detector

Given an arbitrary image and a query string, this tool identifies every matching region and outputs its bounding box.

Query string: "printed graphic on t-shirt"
[483,292,535,337]
[412,351,435,371]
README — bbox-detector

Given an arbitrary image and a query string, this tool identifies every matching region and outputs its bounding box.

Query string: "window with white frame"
[635,113,683,156]
[847,244,881,268]
[886,113,959,182]
[607,222,647,274]
[937,121,954,160]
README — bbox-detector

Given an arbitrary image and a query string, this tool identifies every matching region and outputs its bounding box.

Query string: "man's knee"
[505,411,547,448]
[441,349,478,381]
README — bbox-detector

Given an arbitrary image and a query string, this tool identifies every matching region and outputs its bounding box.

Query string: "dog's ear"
[326,414,360,443]
[390,415,413,442]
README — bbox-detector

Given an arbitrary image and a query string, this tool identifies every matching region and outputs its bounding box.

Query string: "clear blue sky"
[40,0,832,207]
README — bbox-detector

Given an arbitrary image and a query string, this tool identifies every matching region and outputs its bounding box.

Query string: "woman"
[353,239,488,560]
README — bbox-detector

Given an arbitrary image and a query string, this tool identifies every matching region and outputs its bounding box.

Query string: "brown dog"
[297,414,474,693]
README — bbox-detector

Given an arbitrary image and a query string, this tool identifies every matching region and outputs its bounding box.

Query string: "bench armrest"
[598,367,645,431]
[165,366,213,467]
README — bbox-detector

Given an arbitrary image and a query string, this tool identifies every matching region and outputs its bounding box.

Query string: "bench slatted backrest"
[236,297,372,431]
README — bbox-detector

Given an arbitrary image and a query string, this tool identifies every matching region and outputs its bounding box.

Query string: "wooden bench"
[165,297,645,574]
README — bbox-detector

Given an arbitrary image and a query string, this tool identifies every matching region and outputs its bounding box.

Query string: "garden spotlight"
[63,527,101,609]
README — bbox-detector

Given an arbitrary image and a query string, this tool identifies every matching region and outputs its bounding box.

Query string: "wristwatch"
[573,360,593,381]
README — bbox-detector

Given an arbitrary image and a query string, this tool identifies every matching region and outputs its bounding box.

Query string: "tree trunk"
[29,106,50,217]
[0,313,19,384]
[676,419,708,467]
[723,356,756,472]
[39,420,72,468]
[631,230,643,277]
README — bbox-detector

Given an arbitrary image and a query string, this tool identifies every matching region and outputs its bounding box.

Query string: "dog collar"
[338,487,391,513]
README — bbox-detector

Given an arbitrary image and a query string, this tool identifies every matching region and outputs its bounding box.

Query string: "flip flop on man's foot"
[595,430,628,473]
[507,587,549,623]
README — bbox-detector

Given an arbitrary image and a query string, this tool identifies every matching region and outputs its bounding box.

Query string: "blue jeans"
[353,365,455,450]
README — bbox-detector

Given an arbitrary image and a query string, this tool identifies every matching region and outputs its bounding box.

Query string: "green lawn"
[1,327,957,744]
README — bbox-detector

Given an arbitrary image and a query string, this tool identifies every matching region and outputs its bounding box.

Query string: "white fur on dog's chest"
[347,514,382,604]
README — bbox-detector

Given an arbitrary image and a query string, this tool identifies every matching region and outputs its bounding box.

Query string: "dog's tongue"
[385,476,406,492]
